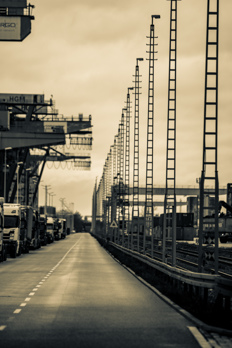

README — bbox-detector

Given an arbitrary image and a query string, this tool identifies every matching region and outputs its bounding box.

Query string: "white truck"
[3,204,32,257]
[46,216,54,243]
[0,197,7,262]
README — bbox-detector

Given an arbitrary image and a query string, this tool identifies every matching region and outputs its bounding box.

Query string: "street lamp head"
[151,14,161,25]
[152,14,160,19]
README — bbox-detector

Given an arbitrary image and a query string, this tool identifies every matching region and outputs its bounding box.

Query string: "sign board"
[0,16,31,41]
[0,94,44,104]
[110,220,118,228]
[0,0,27,7]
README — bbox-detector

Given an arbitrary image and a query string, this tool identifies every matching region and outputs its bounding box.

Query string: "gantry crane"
[0,93,93,207]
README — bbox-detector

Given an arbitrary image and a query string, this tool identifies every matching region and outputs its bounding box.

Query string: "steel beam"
[0,131,65,149]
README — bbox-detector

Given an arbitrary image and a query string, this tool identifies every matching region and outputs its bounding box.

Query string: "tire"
[3,247,7,261]
[10,246,17,258]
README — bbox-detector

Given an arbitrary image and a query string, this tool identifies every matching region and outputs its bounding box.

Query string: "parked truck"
[0,197,7,262]
[3,203,31,257]
[46,216,54,243]
[59,219,67,239]
[39,214,48,246]
[53,217,61,240]
[30,210,41,249]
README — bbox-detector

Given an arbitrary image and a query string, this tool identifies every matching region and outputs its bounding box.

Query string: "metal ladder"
[163,0,179,265]
[124,89,133,248]
[198,0,219,273]
[144,15,160,255]
[132,59,143,251]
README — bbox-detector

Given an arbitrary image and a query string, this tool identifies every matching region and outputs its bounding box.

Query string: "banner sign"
[0,16,31,41]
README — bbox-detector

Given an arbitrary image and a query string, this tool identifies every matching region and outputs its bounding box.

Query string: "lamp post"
[43,185,51,216]
[4,147,12,202]
[25,167,32,206]
[50,193,56,207]
[16,162,23,204]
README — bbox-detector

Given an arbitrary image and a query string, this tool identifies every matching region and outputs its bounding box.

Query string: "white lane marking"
[20,303,27,307]
[188,327,211,348]
[3,237,81,330]
[13,309,21,314]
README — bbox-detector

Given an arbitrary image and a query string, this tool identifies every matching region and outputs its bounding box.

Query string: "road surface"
[0,233,205,347]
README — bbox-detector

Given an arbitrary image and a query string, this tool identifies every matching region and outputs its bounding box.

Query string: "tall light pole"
[50,193,56,206]
[16,162,23,204]
[25,167,32,206]
[4,147,12,202]
[43,185,51,216]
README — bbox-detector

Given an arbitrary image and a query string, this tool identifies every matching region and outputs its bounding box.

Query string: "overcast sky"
[1,0,232,217]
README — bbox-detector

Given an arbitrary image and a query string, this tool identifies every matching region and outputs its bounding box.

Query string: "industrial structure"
[0,0,93,210]
[92,0,226,276]
[0,94,92,208]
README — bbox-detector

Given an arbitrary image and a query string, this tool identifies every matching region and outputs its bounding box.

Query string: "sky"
[1,0,232,217]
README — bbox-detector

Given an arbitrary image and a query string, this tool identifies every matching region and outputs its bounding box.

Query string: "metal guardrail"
[109,241,232,297]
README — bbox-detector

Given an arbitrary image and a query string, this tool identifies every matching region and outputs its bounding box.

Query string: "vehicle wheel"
[3,247,7,261]
[10,246,17,258]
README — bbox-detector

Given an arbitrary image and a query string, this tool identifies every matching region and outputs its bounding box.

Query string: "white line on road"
[20,303,27,307]
[25,298,31,302]
[29,292,35,296]
[13,309,21,314]
[188,326,211,348]
[0,325,6,331]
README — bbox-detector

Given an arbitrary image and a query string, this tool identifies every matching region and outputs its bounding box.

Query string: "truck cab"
[4,203,22,257]
[59,219,67,239]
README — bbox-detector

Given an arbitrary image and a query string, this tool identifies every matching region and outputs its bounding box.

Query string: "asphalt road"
[0,233,202,348]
